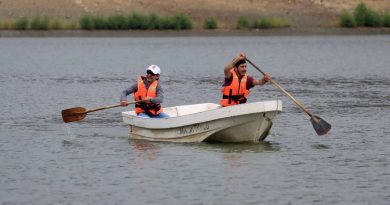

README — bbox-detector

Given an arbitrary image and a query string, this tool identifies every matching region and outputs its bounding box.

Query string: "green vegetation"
[30,16,50,30]
[107,14,129,30]
[236,16,250,29]
[382,13,390,27]
[173,14,192,30]
[128,12,149,29]
[79,12,192,30]
[340,3,389,27]
[13,17,29,30]
[203,17,218,29]
[49,19,77,30]
[0,6,388,31]
[0,17,76,30]
[254,18,273,29]
[339,11,357,27]
[237,16,290,29]
[254,17,290,29]
[79,15,95,30]
[354,3,381,27]
[0,12,192,30]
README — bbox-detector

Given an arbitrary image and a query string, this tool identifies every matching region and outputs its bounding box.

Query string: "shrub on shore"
[203,17,218,29]
[253,18,272,29]
[340,11,357,27]
[79,15,95,30]
[340,2,388,27]
[13,17,29,30]
[78,12,192,30]
[30,16,50,30]
[237,16,290,29]
[49,19,77,30]
[255,17,290,29]
[1,17,75,30]
[354,3,382,27]
[172,14,192,30]
[236,16,250,29]
[107,14,129,30]
[128,12,149,29]
[383,13,390,27]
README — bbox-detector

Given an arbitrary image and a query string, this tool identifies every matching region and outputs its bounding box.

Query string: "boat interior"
[124,103,221,117]
[164,103,221,117]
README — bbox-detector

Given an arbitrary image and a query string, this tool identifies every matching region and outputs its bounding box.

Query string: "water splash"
[62,123,80,145]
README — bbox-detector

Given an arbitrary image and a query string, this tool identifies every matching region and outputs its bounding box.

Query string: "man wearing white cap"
[120,65,170,118]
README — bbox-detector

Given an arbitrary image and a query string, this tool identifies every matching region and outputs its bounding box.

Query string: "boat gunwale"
[122,100,282,129]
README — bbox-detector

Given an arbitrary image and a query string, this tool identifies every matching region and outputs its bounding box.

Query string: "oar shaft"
[247,58,267,76]
[86,104,122,113]
[85,101,138,113]
[245,58,313,118]
[268,79,313,117]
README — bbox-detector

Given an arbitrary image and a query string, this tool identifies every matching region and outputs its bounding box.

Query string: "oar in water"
[61,101,137,123]
[245,58,331,136]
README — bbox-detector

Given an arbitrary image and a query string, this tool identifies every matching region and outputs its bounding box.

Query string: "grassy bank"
[1,3,389,32]
[0,12,290,31]
[79,13,192,30]
[1,27,389,38]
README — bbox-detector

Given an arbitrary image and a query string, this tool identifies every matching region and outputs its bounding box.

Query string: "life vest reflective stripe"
[220,70,250,107]
[133,76,163,115]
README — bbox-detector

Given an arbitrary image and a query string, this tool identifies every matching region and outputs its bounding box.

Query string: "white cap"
[146,65,161,75]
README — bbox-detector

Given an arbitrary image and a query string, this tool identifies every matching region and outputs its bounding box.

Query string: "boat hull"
[122,100,282,143]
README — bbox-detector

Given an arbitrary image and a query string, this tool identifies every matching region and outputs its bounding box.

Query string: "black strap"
[222,94,247,104]
[222,94,244,100]
[135,102,161,117]
[228,89,232,104]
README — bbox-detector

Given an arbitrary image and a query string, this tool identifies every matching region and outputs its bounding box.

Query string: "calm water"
[0,36,389,205]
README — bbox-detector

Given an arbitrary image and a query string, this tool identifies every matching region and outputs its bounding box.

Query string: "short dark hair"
[234,59,246,67]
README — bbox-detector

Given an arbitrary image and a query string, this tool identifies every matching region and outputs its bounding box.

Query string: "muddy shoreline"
[1,27,389,37]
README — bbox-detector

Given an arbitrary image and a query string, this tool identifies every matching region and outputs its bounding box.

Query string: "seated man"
[120,65,170,118]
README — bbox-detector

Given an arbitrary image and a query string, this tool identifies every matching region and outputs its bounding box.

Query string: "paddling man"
[220,52,271,107]
[120,65,170,118]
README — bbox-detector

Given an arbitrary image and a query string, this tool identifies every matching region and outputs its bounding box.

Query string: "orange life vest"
[133,76,163,116]
[220,69,250,107]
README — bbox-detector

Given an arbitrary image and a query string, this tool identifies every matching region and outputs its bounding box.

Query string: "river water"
[0,36,389,205]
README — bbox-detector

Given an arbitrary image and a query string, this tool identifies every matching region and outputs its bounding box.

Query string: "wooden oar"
[245,58,331,136]
[61,101,138,123]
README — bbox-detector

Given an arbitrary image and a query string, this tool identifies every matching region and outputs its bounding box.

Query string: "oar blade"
[61,107,87,123]
[310,115,331,136]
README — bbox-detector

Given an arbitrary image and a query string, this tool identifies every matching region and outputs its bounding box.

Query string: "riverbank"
[1,27,390,37]
[2,0,390,30]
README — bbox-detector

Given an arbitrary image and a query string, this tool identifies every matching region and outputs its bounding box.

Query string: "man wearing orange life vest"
[120,65,170,118]
[221,52,271,107]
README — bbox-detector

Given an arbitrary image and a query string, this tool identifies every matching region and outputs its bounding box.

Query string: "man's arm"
[120,83,137,105]
[252,74,271,86]
[224,62,234,79]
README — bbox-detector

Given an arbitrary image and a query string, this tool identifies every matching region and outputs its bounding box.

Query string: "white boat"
[121,100,282,143]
